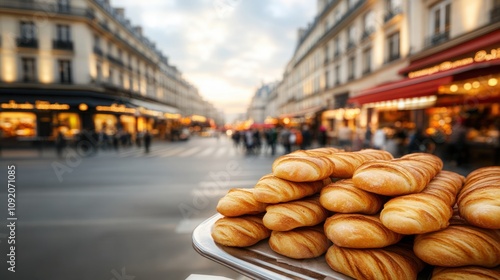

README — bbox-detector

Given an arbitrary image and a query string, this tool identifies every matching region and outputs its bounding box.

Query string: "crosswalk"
[101,144,278,159]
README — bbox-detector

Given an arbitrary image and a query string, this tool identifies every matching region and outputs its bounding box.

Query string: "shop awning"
[128,99,179,114]
[349,59,500,106]
[0,90,126,107]
[280,105,325,118]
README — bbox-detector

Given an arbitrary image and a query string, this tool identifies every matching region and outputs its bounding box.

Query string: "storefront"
[348,28,500,162]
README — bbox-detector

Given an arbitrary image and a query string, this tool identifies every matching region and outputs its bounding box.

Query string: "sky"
[116,0,317,122]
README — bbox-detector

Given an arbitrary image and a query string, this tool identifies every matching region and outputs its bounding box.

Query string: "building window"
[0,112,37,138]
[492,0,500,22]
[428,0,451,46]
[362,10,375,39]
[20,21,36,40]
[21,58,36,82]
[119,72,124,88]
[362,48,372,74]
[347,25,356,50]
[57,0,70,12]
[387,32,400,62]
[96,63,102,82]
[334,65,341,85]
[385,0,403,22]
[334,37,341,58]
[325,70,331,89]
[56,25,71,42]
[58,60,72,84]
[108,68,114,83]
[347,56,355,81]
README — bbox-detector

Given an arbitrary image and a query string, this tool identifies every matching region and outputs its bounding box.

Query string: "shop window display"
[56,113,81,138]
[0,112,37,138]
[94,114,118,135]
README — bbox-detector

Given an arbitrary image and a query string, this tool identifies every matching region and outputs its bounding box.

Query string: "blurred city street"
[0,136,277,280]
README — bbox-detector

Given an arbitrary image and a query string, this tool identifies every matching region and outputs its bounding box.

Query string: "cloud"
[117,0,316,122]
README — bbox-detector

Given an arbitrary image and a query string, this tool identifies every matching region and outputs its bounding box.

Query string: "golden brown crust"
[216,188,268,217]
[263,195,329,231]
[325,149,393,178]
[414,220,500,267]
[253,174,325,204]
[272,149,339,182]
[431,266,500,280]
[325,244,424,280]
[268,226,331,259]
[458,166,500,229]
[211,215,271,247]
[320,179,384,214]
[324,213,403,248]
[352,153,443,196]
[380,171,464,234]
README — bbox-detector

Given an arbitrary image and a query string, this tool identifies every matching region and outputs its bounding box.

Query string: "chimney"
[297,28,306,41]
[114,8,125,18]
[133,26,143,36]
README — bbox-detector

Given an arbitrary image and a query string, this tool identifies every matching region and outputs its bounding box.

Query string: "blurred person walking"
[447,118,468,166]
[300,125,312,150]
[364,126,373,148]
[338,122,353,150]
[265,128,278,155]
[55,129,66,158]
[280,127,291,154]
[373,126,386,150]
[318,125,327,147]
[144,130,152,154]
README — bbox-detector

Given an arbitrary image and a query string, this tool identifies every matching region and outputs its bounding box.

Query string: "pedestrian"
[244,129,254,154]
[338,122,353,150]
[55,130,66,158]
[373,126,386,150]
[364,126,373,148]
[301,125,312,150]
[447,118,468,166]
[265,127,278,155]
[280,127,291,154]
[319,125,327,147]
[144,130,152,153]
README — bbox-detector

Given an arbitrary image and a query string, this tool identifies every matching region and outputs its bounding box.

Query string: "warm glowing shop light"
[96,104,136,114]
[164,113,181,119]
[365,96,437,110]
[139,107,163,117]
[1,101,34,109]
[488,78,498,87]
[463,83,472,90]
[79,103,88,111]
[450,84,458,92]
[1,100,70,110]
[472,81,480,88]
[191,115,207,122]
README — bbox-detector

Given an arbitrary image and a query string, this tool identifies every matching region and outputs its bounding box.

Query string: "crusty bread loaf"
[216,188,268,217]
[325,244,425,280]
[380,171,464,234]
[272,149,338,182]
[268,225,331,259]
[413,217,500,267]
[352,153,443,196]
[324,213,403,248]
[211,215,271,247]
[431,266,500,280]
[263,195,329,231]
[458,166,500,229]
[253,174,325,204]
[324,149,393,178]
[320,179,384,214]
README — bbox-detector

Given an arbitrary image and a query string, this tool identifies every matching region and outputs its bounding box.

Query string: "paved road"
[0,136,277,280]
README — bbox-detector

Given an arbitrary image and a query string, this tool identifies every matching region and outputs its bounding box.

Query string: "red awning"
[399,29,500,75]
[349,60,500,105]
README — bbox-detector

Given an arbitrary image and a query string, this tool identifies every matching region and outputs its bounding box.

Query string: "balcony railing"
[107,54,124,67]
[384,6,402,23]
[53,40,73,50]
[346,41,356,51]
[362,67,371,75]
[361,28,375,41]
[93,46,103,56]
[425,31,450,47]
[16,37,38,48]
[491,6,500,23]
[0,0,95,19]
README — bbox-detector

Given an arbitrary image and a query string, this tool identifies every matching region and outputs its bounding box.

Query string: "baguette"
[352,153,443,196]
[413,218,500,267]
[272,149,337,182]
[268,225,331,259]
[380,171,464,234]
[431,266,500,280]
[211,215,271,247]
[253,174,325,204]
[216,188,268,217]
[324,213,403,248]
[263,195,329,231]
[325,244,425,280]
[324,149,393,178]
[320,179,384,214]
[458,166,500,229]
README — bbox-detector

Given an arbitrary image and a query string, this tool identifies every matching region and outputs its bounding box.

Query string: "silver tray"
[192,213,352,280]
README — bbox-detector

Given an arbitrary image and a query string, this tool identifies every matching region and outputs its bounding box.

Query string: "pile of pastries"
[210,148,500,280]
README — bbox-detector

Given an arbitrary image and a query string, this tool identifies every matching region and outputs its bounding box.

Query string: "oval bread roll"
[324,213,403,248]
[216,188,268,217]
[272,149,338,182]
[458,166,500,229]
[431,266,500,280]
[320,179,384,214]
[268,226,331,259]
[253,174,325,204]
[414,218,500,267]
[211,215,271,247]
[325,244,425,280]
[353,153,443,196]
[380,171,464,235]
[324,149,393,178]
[263,195,329,231]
